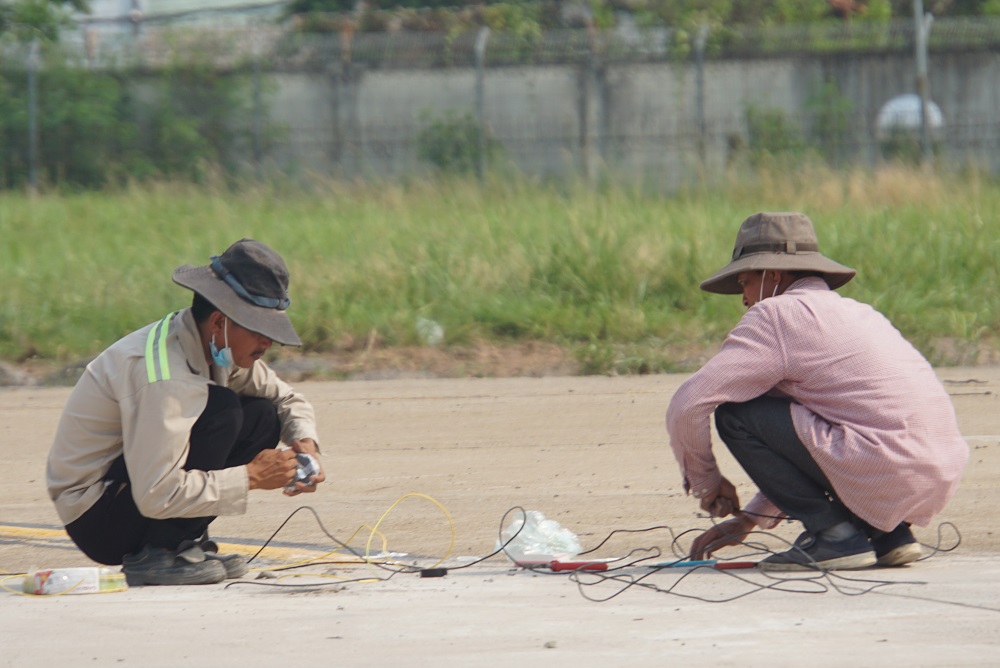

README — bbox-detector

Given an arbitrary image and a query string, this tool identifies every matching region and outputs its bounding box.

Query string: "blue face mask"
[210,318,233,368]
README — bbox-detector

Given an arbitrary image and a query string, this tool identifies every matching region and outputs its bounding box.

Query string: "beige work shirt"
[47,308,319,525]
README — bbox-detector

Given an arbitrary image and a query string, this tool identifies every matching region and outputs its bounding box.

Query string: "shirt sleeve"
[228,362,320,449]
[741,492,786,530]
[665,304,788,505]
[121,378,249,519]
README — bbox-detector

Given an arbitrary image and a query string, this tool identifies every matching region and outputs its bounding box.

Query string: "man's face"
[736,271,765,308]
[215,316,273,368]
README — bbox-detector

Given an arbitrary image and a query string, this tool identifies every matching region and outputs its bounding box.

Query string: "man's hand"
[690,513,756,560]
[699,476,741,518]
[284,438,326,496]
[247,448,298,490]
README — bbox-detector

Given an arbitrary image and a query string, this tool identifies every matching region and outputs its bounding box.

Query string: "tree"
[0,0,90,41]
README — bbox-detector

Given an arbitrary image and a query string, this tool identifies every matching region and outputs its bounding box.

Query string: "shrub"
[0,58,139,189]
[745,104,808,165]
[806,80,854,164]
[415,111,502,174]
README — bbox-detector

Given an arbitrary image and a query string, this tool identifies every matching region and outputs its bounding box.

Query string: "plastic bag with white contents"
[497,510,582,565]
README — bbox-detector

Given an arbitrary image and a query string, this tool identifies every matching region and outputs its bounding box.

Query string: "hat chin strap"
[210,317,234,368]
[759,271,781,303]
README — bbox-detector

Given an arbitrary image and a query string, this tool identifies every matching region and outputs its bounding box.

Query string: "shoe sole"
[211,555,249,579]
[876,543,922,567]
[123,561,228,586]
[759,551,877,572]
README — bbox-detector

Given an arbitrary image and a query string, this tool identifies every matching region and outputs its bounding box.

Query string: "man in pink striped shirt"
[666,212,969,571]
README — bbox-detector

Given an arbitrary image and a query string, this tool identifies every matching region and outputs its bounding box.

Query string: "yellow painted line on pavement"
[0,525,67,540]
[0,524,364,565]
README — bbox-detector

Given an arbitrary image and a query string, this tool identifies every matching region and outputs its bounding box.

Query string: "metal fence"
[3,16,1000,189]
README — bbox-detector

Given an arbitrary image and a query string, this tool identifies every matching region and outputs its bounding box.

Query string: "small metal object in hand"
[287,452,319,490]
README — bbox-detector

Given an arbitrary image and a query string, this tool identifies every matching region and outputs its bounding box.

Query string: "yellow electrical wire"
[248,523,389,573]
[0,573,29,596]
[364,492,455,571]
[3,496,455,594]
[248,493,454,582]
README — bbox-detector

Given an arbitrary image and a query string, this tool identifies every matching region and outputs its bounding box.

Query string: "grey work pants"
[714,396,858,535]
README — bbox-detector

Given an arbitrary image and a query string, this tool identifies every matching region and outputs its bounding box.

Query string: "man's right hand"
[246,448,298,490]
[690,513,756,560]
[698,476,741,518]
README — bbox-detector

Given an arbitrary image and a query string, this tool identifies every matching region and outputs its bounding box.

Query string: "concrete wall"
[261,50,1000,184]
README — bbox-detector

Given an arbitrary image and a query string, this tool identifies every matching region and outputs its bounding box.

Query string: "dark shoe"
[199,539,250,579]
[122,544,227,586]
[872,524,922,567]
[760,531,876,572]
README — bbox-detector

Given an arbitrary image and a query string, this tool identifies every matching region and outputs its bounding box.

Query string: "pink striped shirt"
[666,277,969,531]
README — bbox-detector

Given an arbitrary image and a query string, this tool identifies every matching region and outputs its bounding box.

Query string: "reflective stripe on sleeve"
[144,312,174,383]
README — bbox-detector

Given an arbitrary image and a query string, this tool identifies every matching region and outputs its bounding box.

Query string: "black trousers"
[65,385,281,565]
[714,395,860,536]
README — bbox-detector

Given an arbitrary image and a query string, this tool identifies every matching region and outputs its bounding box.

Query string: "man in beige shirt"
[47,239,325,586]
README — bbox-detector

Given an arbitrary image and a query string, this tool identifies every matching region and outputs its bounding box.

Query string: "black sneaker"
[871,524,922,567]
[199,539,250,579]
[122,544,227,586]
[760,530,876,572]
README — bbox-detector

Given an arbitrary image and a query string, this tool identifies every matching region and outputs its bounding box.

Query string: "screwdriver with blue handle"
[650,559,756,570]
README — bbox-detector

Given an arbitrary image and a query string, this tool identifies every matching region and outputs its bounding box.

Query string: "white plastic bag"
[498,510,582,565]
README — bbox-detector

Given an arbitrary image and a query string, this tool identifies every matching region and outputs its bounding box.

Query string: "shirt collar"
[788,275,831,292]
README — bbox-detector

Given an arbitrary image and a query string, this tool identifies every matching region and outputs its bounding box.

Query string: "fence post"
[578,29,601,183]
[577,52,590,181]
[27,38,40,194]
[913,0,934,165]
[330,29,358,176]
[694,24,709,166]
[596,52,609,177]
[474,27,490,183]
[251,35,263,180]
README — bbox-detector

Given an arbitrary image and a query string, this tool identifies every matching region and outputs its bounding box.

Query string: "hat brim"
[172,265,303,346]
[700,252,856,294]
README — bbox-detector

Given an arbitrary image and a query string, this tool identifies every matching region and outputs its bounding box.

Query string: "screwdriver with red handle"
[549,560,609,572]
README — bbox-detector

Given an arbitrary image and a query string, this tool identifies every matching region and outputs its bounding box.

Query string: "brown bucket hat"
[700,212,856,295]
[171,239,302,346]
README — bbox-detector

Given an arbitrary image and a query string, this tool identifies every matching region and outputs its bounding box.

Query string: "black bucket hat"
[700,212,856,294]
[172,239,302,346]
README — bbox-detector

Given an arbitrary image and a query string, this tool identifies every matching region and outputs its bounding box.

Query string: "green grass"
[2,165,999,373]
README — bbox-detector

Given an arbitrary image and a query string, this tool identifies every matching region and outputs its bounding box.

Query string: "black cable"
[225,571,400,590]
[564,521,966,605]
[445,505,529,571]
[229,504,966,601]
[235,504,532,588]
[244,505,418,575]
[916,520,961,560]
[576,525,682,556]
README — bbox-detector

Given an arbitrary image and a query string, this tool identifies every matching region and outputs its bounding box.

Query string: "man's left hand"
[284,438,326,496]
[690,513,755,560]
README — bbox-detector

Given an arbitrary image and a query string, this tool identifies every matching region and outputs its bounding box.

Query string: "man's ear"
[208,311,226,332]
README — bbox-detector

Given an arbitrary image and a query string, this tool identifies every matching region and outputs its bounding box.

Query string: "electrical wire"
[222,498,970,606]
[226,495,520,589]
[562,520,966,605]
[365,493,455,570]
